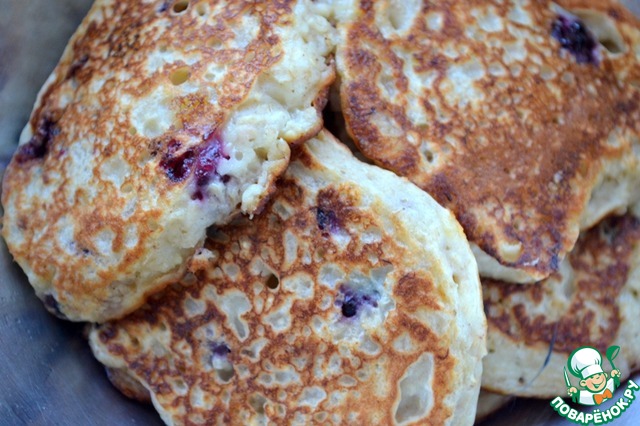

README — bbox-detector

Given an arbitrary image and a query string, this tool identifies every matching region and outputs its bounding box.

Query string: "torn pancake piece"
[332,0,640,283]
[89,130,486,425]
[1,0,335,322]
[482,211,640,397]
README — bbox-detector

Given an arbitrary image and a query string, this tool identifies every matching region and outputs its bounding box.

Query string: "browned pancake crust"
[95,181,457,425]
[338,0,640,280]
[484,213,640,354]
[1,0,335,321]
[90,131,485,425]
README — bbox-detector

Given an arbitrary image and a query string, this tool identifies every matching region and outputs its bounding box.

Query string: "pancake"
[89,130,486,425]
[482,210,640,397]
[1,0,335,322]
[332,0,640,283]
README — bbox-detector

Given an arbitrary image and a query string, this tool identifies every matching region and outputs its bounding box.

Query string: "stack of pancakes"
[2,0,640,424]
[1,1,485,424]
[330,0,640,421]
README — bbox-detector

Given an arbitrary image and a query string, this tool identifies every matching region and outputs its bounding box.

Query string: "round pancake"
[89,130,486,425]
[482,211,640,397]
[332,0,640,283]
[1,0,335,322]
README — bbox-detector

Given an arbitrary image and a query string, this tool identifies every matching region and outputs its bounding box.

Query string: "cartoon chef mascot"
[566,346,621,406]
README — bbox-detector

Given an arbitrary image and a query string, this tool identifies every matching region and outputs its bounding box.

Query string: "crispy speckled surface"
[483,212,640,397]
[90,130,485,425]
[333,0,640,283]
[2,1,640,425]
[1,0,335,322]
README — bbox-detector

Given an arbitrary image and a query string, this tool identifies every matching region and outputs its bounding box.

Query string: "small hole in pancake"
[128,126,137,136]
[600,38,622,53]
[121,183,133,193]
[216,365,235,382]
[173,0,189,13]
[573,10,625,54]
[249,394,268,414]
[170,67,191,85]
[314,412,328,422]
[208,37,223,49]
[235,151,243,161]
[423,149,435,163]
[175,379,187,392]
[266,274,280,290]
[196,2,207,16]
[395,354,433,423]
[254,147,269,161]
[131,337,140,348]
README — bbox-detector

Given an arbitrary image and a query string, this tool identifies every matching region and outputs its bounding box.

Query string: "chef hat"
[568,347,604,380]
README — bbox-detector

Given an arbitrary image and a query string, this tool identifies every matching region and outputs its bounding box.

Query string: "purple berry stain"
[338,285,379,319]
[210,342,231,358]
[159,131,230,200]
[551,13,599,65]
[316,208,340,234]
[160,141,195,182]
[43,294,67,319]
[15,116,59,163]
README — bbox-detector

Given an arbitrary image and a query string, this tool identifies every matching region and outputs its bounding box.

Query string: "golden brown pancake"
[1,0,335,322]
[482,210,640,397]
[90,130,486,425]
[333,0,640,283]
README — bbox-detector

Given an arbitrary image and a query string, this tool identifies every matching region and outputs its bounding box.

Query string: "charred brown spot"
[315,187,352,235]
[66,54,89,80]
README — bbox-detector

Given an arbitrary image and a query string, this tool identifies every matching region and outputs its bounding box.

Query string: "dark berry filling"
[194,132,227,187]
[159,132,230,199]
[316,208,340,233]
[210,342,231,358]
[338,286,379,319]
[341,298,358,318]
[160,141,195,182]
[551,14,599,65]
[43,294,67,319]
[15,116,59,163]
